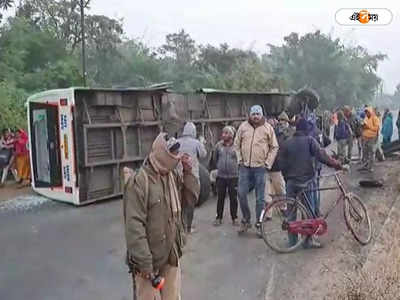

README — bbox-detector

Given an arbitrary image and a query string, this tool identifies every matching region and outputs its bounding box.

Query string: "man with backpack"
[123,133,195,300]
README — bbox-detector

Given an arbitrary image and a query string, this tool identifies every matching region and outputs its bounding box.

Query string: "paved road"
[0,177,351,300]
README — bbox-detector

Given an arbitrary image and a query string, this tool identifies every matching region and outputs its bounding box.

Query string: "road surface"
[0,159,398,300]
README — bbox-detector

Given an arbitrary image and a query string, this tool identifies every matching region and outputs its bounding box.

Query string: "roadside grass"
[334,217,400,299]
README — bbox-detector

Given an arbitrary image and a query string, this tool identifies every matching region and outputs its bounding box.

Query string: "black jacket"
[280,131,336,183]
[270,126,294,172]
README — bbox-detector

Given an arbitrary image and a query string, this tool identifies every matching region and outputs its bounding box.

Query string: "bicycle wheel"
[261,196,310,253]
[344,193,372,245]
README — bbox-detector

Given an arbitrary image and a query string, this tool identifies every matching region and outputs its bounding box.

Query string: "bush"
[0,81,28,130]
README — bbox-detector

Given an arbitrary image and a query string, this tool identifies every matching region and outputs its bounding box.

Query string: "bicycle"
[260,171,372,253]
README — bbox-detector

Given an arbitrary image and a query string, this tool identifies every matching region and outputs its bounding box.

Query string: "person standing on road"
[177,122,207,234]
[343,106,359,161]
[334,111,352,164]
[375,109,385,162]
[322,111,332,139]
[381,111,393,146]
[359,107,380,172]
[0,128,18,187]
[397,110,400,141]
[280,118,342,248]
[209,126,239,226]
[234,105,279,235]
[14,129,31,188]
[264,112,293,218]
[123,132,195,300]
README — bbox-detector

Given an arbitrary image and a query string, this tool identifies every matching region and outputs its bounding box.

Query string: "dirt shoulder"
[0,182,34,202]
[307,156,400,300]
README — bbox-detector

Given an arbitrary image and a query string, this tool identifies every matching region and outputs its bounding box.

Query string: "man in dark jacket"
[210,126,239,226]
[264,112,294,218]
[280,118,341,248]
[343,106,359,161]
[124,133,195,300]
[334,111,352,164]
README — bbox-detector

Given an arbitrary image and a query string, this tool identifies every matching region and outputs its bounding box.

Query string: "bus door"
[29,103,62,187]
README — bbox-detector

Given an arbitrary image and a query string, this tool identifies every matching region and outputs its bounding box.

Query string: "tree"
[160,29,197,66]
[267,30,386,109]
[0,0,14,10]
[15,0,123,53]
[0,17,81,90]
[394,83,400,98]
[197,43,257,74]
[0,0,14,21]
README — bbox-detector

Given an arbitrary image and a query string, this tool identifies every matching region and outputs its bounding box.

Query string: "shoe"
[305,237,323,249]
[238,221,251,234]
[232,219,239,226]
[213,219,222,226]
[255,222,263,238]
[187,227,197,234]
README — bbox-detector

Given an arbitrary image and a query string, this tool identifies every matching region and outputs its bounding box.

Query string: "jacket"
[124,161,193,273]
[381,113,393,141]
[209,141,238,178]
[334,120,351,140]
[362,108,380,140]
[280,131,338,184]
[177,123,207,179]
[234,119,279,169]
[270,125,294,172]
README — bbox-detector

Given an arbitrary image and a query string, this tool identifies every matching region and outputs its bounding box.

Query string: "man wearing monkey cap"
[123,132,196,300]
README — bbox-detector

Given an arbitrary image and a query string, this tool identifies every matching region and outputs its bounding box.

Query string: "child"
[209,126,238,226]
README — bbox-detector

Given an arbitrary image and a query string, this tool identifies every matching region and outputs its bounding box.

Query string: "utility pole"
[80,0,87,87]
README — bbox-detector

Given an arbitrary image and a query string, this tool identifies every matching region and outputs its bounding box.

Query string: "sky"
[88,0,400,93]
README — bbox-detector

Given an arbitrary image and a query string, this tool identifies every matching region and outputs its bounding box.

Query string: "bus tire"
[197,164,211,207]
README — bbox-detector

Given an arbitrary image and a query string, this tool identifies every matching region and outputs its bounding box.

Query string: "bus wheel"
[197,164,211,207]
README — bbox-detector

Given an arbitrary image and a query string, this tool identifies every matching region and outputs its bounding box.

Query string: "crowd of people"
[0,128,31,188]
[123,104,346,300]
[122,103,400,299]
[331,106,400,172]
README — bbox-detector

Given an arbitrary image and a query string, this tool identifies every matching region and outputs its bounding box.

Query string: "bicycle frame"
[297,171,348,220]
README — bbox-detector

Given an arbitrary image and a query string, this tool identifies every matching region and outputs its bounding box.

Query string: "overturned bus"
[27,86,310,206]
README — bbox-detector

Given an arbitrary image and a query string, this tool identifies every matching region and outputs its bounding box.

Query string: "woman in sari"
[14,129,31,187]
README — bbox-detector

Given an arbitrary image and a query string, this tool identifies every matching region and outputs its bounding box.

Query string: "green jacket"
[124,161,191,273]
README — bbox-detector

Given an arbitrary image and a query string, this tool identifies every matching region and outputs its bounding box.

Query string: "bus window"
[30,103,62,187]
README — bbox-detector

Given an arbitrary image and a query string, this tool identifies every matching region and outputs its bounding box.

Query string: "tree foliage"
[0,3,388,130]
[267,30,386,109]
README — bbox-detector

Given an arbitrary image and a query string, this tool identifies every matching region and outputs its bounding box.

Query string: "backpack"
[352,118,363,138]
